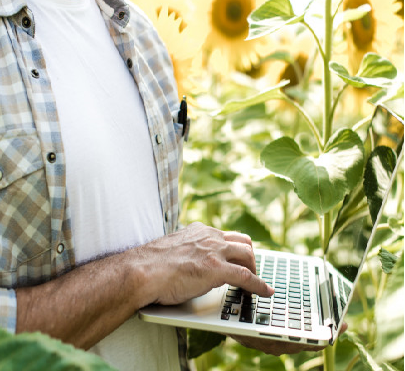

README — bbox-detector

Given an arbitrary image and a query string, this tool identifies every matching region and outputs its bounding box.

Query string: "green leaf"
[212,80,289,117]
[334,4,371,28]
[330,53,397,88]
[381,363,400,371]
[388,217,404,237]
[376,249,404,362]
[246,0,307,40]
[378,248,399,274]
[225,208,279,247]
[183,159,236,197]
[368,83,404,121]
[187,330,226,359]
[363,146,397,224]
[260,129,364,214]
[341,332,384,371]
[0,329,116,370]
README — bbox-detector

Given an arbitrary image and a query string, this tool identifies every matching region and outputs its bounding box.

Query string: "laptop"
[139,106,404,346]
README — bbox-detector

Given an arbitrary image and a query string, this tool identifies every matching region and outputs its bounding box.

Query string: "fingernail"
[267,285,275,296]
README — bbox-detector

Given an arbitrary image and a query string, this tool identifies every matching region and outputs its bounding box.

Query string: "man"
[0,0,333,369]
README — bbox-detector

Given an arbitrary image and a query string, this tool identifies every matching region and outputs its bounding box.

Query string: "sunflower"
[204,0,273,74]
[333,0,403,116]
[340,0,403,74]
[133,1,209,102]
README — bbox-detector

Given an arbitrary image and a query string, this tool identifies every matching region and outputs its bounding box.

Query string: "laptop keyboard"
[221,255,313,331]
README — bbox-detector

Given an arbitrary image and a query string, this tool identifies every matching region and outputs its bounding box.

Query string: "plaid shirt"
[0,0,187,369]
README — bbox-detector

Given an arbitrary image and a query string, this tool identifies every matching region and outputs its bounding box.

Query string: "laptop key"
[271,320,285,328]
[288,297,301,304]
[272,308,285,315]
[256,313,270,325]
[257,302,271,309]
[288,308,301,315]
[288,313,301,321]
[221,313,230,320]
[273,302,286,309]
[288,320,301,330]
[239,310,254,323]
[288,303,301,309]
[304,318,312,324]
[272,314,286,321]
[304,324,312,331]
[256,307,270,315]
[222,307,230,314]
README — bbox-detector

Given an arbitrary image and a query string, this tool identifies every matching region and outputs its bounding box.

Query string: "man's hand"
[133,222,274,307]
[231,322,348,355]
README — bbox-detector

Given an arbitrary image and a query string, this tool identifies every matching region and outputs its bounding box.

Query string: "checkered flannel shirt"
[0,0,188,369]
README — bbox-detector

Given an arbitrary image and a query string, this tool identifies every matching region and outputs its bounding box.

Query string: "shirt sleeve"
[0,288,17,333]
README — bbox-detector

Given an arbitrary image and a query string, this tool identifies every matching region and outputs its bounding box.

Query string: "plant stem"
[282,192,289,246]
[323,0,333,146]
[345,354,360,371]
[302,21,325,60]
[323,1,335,371]
[329,83,348,123]
[285,97,323,151]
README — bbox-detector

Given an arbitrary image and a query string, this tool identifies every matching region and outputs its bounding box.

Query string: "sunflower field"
[132,0,404,370]
[1,0,403,370]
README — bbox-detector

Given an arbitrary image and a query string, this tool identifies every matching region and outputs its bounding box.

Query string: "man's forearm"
[14,223,273,351]
[16,248,146,350]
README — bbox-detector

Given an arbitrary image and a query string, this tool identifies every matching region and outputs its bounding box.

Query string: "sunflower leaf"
[378,248,399,274]
[368,83,404,121]
[330,53,397,88]
[363,146,397,224]
[0,329,115,370]
[246,0,307,40]
[260,129,364,215]
[334,4,371,29]
[212,80,289,116]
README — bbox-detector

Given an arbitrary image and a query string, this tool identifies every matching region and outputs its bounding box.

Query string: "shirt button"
[47,152,56,163]
[57,243,65,254]
[31,69,40,79]
[155,134,162,144]
[127,58,133,69]
[22,16,31,28]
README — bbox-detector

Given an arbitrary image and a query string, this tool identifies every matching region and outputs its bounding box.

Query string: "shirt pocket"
[0,129,52,286]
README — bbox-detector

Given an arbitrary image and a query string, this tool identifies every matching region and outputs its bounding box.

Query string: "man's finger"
[223,231,252,247]
[223,241,256,273]
[222,263,274,297]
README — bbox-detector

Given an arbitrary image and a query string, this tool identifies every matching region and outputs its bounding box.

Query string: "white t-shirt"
[26,0,180,369]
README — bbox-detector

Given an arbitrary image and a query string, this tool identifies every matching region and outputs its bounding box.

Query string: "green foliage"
[247,0,311,40]
[187,330,226,359]
[261,129,364,214]
[330,53,397,88]
[212,80,289,116]
[0,328,115,371]
[184,0,404,369]
[378,248,399,274]
[363,146,397,224]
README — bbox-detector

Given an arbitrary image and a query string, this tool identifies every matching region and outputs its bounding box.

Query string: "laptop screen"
[324,106,404,337]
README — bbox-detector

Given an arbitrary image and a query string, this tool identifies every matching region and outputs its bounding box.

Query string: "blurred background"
[131,1,404,370]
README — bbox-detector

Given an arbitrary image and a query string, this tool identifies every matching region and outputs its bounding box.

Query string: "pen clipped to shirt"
[178,95,190,141]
